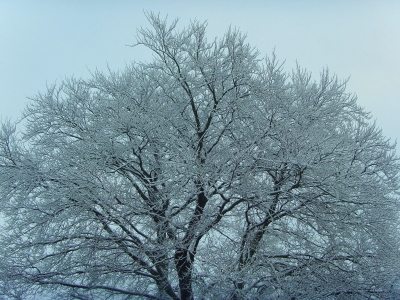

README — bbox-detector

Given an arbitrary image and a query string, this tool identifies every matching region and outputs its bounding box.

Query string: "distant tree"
[1,13,399,300]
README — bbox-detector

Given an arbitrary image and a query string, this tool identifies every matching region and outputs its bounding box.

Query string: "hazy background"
[1,0,399,154]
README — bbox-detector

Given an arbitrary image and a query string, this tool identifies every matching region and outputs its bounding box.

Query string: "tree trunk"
[175,248,195,300]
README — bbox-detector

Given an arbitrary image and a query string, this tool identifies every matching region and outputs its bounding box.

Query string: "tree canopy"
[1,14,399,300]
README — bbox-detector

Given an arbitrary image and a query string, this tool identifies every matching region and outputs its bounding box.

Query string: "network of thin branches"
[1,13,399,300]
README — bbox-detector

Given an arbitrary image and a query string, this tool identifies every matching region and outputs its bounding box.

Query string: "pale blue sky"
[1,0,399,153]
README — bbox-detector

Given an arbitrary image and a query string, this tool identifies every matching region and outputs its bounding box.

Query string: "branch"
[37,280,159,299]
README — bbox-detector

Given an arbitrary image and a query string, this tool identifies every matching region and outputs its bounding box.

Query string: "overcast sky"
[1,1,399,154]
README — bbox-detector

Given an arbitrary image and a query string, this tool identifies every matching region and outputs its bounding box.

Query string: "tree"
[1,13,399,300]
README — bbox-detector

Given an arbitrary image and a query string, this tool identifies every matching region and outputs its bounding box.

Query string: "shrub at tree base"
[1,13,399,300]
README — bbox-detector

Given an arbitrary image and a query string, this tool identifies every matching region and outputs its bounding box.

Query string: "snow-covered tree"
[1,14,399,299]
